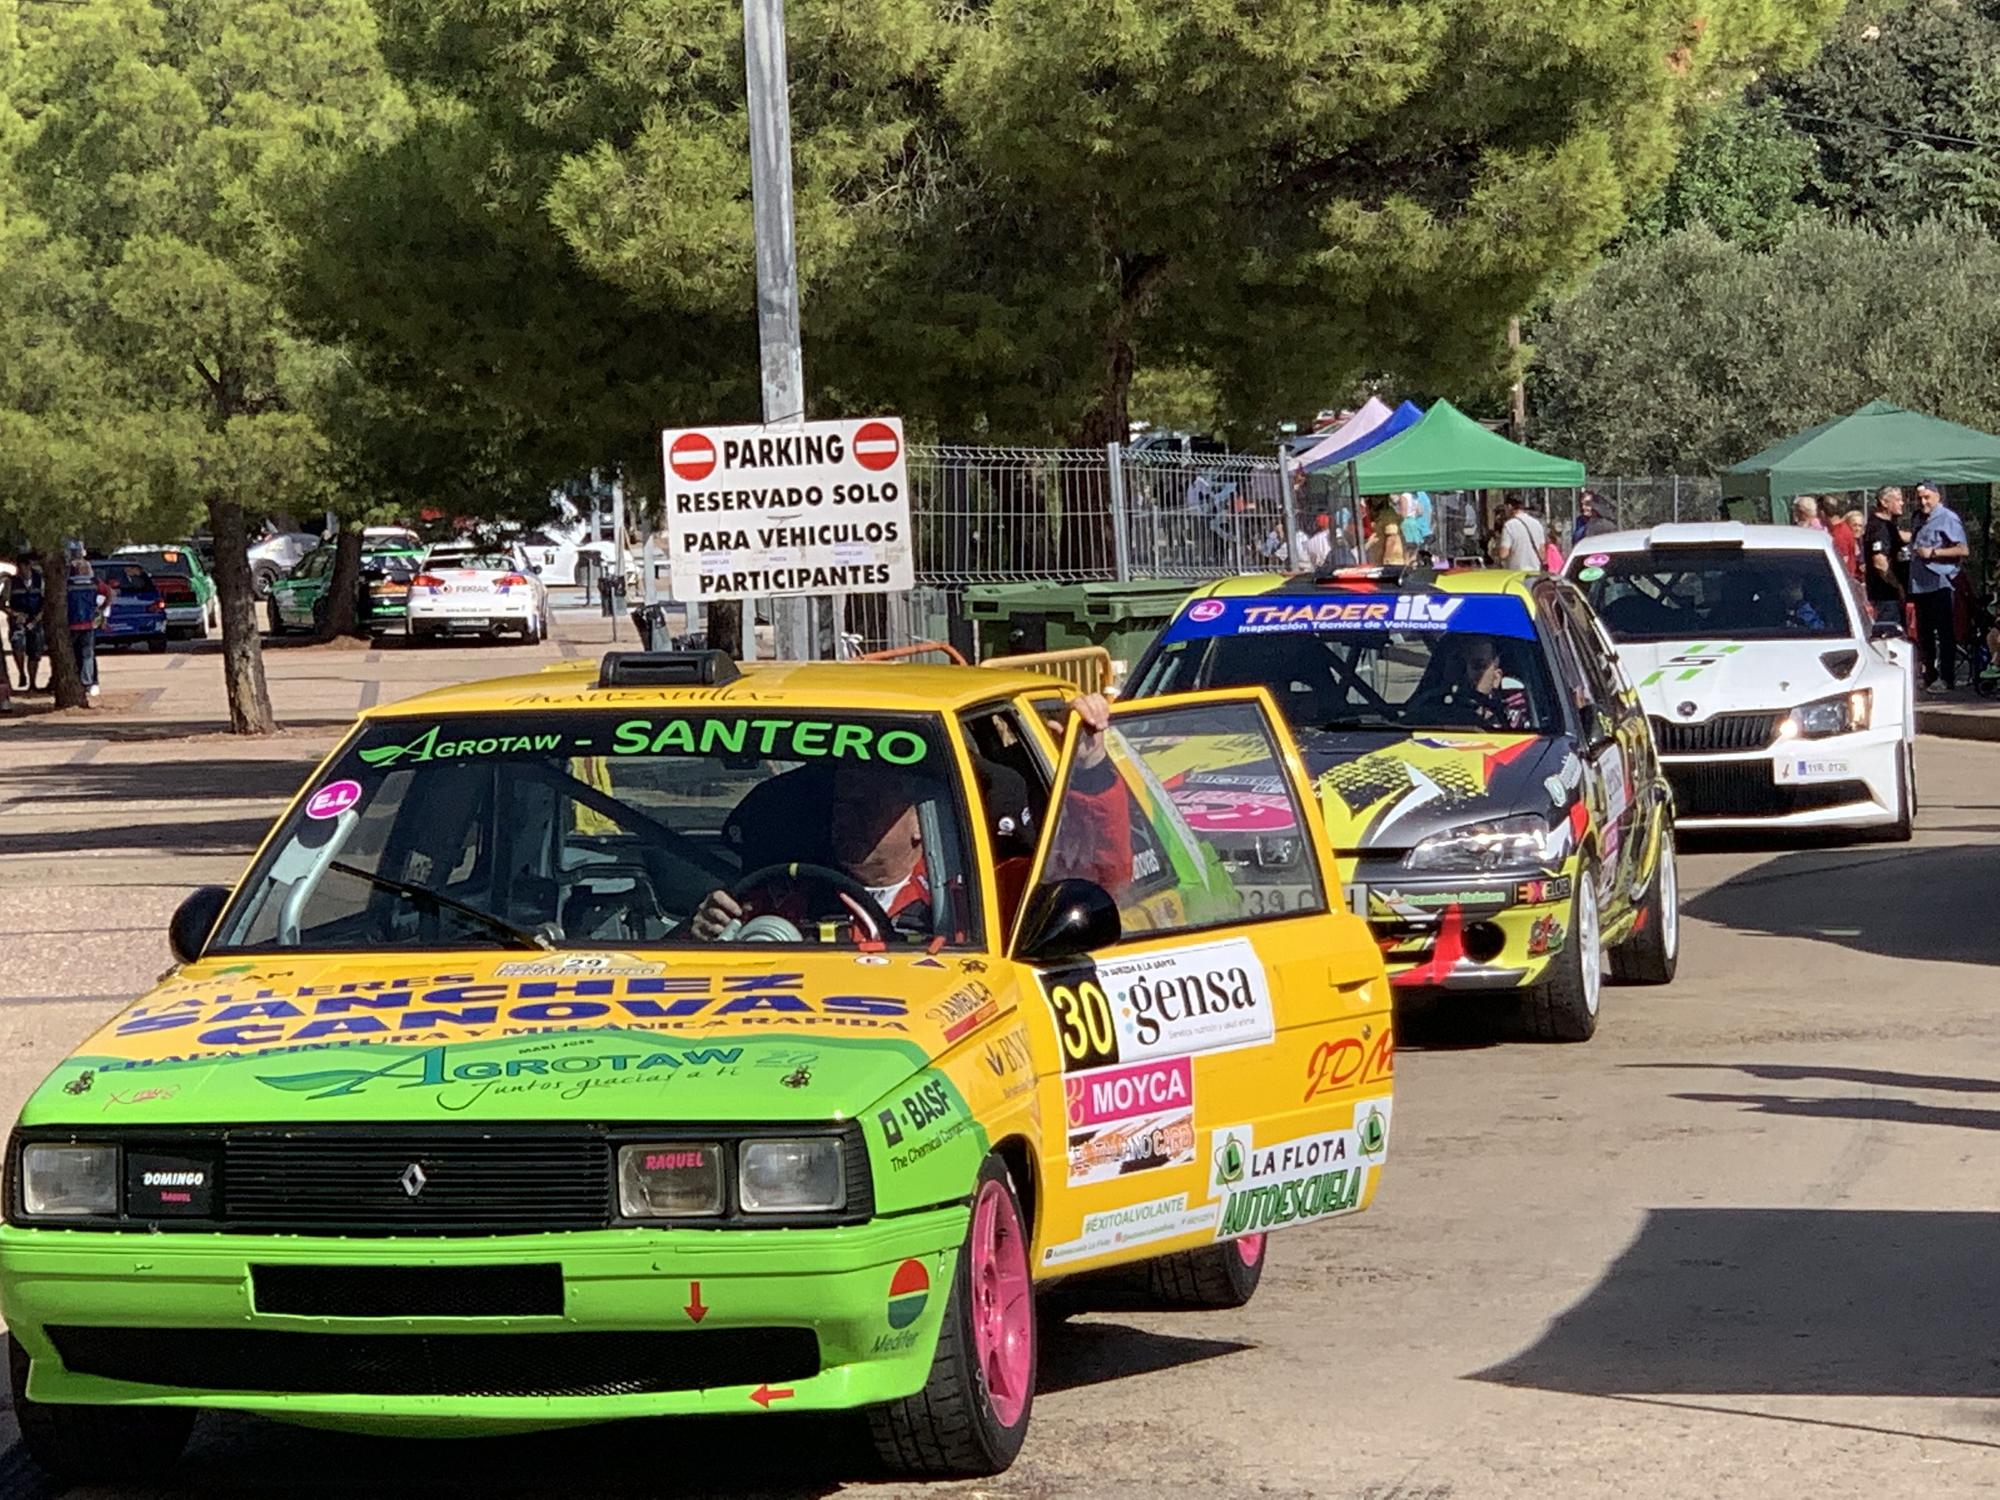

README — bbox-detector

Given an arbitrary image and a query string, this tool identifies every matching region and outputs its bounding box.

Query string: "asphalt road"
[3,633,1999,1499]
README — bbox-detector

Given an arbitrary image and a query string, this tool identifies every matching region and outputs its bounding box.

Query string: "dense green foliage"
[1531,219,2000,473]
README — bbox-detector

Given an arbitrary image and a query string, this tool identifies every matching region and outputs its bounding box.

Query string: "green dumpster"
[964,579,1194,683]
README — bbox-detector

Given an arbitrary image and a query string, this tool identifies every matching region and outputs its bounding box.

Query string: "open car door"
[1011,687,1394,1275]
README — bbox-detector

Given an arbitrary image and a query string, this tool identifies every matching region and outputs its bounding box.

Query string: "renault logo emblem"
[399,1163,429,1198]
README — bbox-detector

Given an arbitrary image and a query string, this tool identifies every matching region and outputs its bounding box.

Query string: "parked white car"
[406,543,550,644]
[1566,522,1914,838]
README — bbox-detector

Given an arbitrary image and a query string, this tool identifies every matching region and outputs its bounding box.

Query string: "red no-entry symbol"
[669,432,718,482]
[852,421,901,473]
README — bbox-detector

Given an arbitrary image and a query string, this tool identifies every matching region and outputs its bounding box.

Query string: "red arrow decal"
[749,1383,795,1408]
[684,1281,708,1323]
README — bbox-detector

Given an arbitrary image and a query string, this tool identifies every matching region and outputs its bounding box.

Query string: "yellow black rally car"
[1124,565,1679,1040]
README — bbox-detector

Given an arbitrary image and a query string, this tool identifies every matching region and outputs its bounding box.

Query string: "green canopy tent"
[1722,399,2000,524]
[1343,399,1586,494]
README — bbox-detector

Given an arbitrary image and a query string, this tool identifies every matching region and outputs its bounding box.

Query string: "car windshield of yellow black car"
[1132,593,1561,737]
[209,712,982,952]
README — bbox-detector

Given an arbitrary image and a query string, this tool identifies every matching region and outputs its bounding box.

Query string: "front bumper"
[1,1208,963,1433]
[1663,728,1903,829]
[1347,863,1576,993]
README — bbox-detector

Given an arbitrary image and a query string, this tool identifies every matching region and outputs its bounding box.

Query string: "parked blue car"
[91,561,169,653]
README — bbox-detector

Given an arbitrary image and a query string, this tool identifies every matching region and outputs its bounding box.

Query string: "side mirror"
[1013,878,1121,964]
[1870,619,1904,641]
[168,885,231,965]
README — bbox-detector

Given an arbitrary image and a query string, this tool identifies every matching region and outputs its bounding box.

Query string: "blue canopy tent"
[1300,401,1423,474]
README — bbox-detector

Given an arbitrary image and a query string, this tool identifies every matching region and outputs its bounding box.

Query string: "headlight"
[740,1138,845,1214]
[1404,814,1551,873]
[617,1143,724,1218]
[20,1143,119,1217]
[1779,689,1871,741]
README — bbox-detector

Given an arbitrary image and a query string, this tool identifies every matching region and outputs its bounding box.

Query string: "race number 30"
[1043,975,1118,1070]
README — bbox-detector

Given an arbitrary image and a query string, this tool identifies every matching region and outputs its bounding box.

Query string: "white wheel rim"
[1581,878,1602,1016]
[1659,834,1679,961]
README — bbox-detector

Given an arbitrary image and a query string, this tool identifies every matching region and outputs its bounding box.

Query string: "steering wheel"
[731,862,896,944]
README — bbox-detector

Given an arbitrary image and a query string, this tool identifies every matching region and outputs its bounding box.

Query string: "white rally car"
[1566,523,1914,838]
[406,543,549,644]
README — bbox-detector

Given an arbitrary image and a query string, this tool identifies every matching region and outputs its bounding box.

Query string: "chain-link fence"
[743,444,1723,654]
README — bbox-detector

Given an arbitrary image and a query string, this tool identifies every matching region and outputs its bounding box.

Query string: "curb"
[1917,705,2000,742]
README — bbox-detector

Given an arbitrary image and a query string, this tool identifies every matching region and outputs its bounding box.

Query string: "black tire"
[266,597,287,636]
[251,562,278,599]
[1886,742,1915,842]
[870,1154,1035,1477]
[1141,1231,1268,1310]
[144,635,168,655]
[310,596,330,638]
[8,1332,193,1485]
[1609,822,1679,985]
[1521,860,1601,1042]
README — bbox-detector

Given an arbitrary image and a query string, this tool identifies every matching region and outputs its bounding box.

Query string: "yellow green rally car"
[2,651,1393,1482]
[1125,565,1680,1040]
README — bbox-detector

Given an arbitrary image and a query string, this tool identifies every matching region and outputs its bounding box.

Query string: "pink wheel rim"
[1235,1233,1265,1267]
[970,1177,1033,1428]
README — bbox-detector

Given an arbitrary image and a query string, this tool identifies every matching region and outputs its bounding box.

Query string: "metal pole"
[1106,443,1132,582]
[610,476,626,643]
[744,0,812,661]
[1277,445,1304,572]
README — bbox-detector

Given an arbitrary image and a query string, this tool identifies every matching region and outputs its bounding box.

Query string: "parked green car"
[266,542,426,639]
[111,546,218,641]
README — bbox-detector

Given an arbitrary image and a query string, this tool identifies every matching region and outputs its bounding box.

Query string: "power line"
[1779,106,1997,153]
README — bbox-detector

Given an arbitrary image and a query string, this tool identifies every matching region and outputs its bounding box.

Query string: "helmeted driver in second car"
[1404,634,1531,732]
[691,693,1122,944]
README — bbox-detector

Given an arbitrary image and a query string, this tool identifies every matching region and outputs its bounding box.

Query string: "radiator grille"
[48,1325,820,1398]
[224,1131,612,1235]
[1650,713,1782,754]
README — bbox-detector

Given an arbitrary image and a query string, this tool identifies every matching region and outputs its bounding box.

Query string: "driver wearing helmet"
[692,694,1119,943]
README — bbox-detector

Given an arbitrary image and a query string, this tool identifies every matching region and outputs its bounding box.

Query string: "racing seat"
[561,859,666,942]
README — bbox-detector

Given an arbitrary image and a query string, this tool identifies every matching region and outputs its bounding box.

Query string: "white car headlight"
[20,1143,119,1217]
[1404,814,1552,873]
[739,1138,845,1214]
[1779,689,1871,741]
[617,1143,724,1218]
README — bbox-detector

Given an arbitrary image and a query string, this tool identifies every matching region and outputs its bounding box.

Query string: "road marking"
[359,679,380,711]
[62,744,101,767]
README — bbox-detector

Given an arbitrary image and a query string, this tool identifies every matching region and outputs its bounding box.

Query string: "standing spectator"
[0,559,13,714]
[1401,490,1434,552]
[1572,489,1617,547]
[1791,494,1826,530]
[1299,513,1333,571]
[1908,480,1969,691]
[65,555,110,702]
[1861,487,1908,628]
[1368,493,1406,566]
[1576,491,1620,543]
[1830,508,1862,580]
[12,551,44,691]
[1491,496,1549,571]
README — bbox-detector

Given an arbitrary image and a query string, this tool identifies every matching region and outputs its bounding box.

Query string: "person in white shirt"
[1492,496,1549,571]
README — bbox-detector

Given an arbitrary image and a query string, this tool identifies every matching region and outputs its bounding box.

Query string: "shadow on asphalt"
[1,758,314,804]
[32,1321,1242,1497]
[1473,1208,2000,1396]
[1682,843,2000,968]
[1630,1060,2000,1095]
[0,817,275,857]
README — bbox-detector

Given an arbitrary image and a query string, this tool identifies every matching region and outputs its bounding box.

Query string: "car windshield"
[1132,591,1562,736]
[1575,547,1850,641]
[211,710,981,952]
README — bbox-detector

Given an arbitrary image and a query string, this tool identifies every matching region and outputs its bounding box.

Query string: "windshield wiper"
[327,860,554,950]
[1305,716,1399,733]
